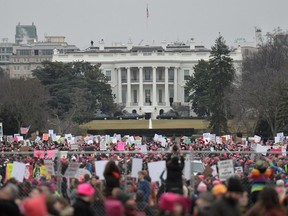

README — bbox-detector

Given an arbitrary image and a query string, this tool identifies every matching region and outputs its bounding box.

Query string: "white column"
[165,67,169,106]
[152,67,157,106]
[174,67,178,103]
[117,68,122,103]
[126,67,131,107]
[139,67,143,107]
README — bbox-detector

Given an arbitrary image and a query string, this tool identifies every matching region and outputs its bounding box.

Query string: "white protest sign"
[129,136,135,144]
[64,162,80,178]
[153,134,159,142]
[70,143,79,150]
[255,144,270,154]
[11,162,26,182]
[159,138,166,147]
[148,160,166,182]
[211,165,218,176]
[100,139,107,150]
[216,136,222,144]
[254,135,261,143]
[277,132,285,141]
[217,159,234,181]
[17,136,24,141]
[131,158,143,178]
[234,166,243,176]
[184,160,191,180]
[0,122,3,137]
[275,136,281,143]
[95,160,108,180]
[48,130,54,137]
[210,134,216,142]
[282,145,287,157]
[139,145,148,153]
[44,160,55,176]
[60,151,68,159]
[203,133,211,143]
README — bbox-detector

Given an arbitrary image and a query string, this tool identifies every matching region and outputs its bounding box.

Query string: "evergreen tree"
[185,36,235,135]
[208,36,235,134]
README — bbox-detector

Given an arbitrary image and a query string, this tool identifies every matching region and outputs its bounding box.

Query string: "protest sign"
[218,159,234,181]
[64,162,80,178]
[117,142,125,151]
[24,165,33,180]
[131,158,143,178]
[42,133,49,141]
[60,151,68,159]
[48,130,54,137]
[44,160,55,176]
[100,139,107,150]
[11,162,26,182]
[47,150,57,159]
[148,160,166,182]
[95,160,108,180]
[34,150,45,159]
[5,163,13,181]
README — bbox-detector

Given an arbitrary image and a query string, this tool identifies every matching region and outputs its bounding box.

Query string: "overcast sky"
[1,0,288,50]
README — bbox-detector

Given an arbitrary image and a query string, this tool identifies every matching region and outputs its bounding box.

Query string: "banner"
[34,150,45,159]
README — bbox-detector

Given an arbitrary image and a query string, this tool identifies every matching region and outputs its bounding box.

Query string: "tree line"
[0,62,115,135]
[185,31,288,137]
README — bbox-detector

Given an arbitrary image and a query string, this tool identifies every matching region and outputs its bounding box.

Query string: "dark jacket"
[104,172,120,197]
[166,156,185,194]
[72,198,95,216]
[0,200,21,216]
[210,197,242,216]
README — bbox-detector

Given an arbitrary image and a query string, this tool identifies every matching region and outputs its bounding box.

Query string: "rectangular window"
[159,89,163,103]
[121,71,127,83]
[144,68,151,81]
[184,69,190,80]
[132,70,137,81]
[105,70,111,81]
[168,69,174,81]
[158,69,163,81]
[133,90,137,103]
[145,89,151,103]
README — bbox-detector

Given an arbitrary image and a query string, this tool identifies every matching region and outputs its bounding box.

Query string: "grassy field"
[82,119,210,130]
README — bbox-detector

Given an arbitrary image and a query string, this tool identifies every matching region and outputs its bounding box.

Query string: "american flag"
[20,126,30,134]
[146,4,149,18]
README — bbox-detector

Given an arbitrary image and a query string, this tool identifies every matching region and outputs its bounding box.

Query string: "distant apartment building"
[9,35,79,78]
[0,38,13,71]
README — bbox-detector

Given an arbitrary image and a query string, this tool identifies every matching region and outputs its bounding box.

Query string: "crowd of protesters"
[0,134,288,215]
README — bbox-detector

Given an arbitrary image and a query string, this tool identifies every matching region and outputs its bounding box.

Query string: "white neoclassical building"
[52,40,242,119]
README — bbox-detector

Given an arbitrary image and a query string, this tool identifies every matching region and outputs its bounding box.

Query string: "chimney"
[99,39,105,50]
[189,38,195,49]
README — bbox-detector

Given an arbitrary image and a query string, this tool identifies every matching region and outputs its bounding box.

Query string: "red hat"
[22,195,47,216]
[105,200,124,216]
[159,193,190,213]
[77,183,95,196]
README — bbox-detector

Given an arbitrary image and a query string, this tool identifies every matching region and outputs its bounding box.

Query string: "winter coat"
[165,156,184,194]
[72,198,95,216]
[210,197,242,216]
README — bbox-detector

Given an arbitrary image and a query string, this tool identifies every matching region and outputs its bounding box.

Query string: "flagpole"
[146,4,149,44]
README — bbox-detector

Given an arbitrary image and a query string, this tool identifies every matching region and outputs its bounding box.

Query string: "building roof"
[15,24,38,42]
[130,46,165,52]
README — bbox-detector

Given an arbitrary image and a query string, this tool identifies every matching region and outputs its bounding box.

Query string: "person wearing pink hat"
[72,183,95,216]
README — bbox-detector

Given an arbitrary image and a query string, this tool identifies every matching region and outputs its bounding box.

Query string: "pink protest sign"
[47,150,57,159]
[34,150,45,159]
[117,142,125,151]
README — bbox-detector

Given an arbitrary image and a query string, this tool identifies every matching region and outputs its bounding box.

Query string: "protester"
[103,160,121,197]
[72,183,95,216]
[210,176,245,216]
[246,186,286,216]
[165,145,185,194]
[0,183,21,216]
[138,171,151,203]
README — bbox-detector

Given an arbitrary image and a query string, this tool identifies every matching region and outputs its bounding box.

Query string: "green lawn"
[81,119,210,130]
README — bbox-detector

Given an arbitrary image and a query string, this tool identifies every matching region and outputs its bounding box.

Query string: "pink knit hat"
[197,182,207,193]
[77,183,95,196]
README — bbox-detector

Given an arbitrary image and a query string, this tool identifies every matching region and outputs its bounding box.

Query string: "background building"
[53,39,243,119]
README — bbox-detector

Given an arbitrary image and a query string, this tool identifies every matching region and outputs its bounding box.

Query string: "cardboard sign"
[218,159,234,181]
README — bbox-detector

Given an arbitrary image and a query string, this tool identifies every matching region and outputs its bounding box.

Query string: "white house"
[52,39,242,119]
